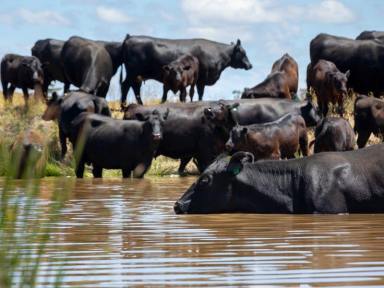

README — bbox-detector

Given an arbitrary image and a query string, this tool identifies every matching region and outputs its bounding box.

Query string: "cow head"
[138,109,169,142]
[230,39,252,70]
[174,151,254,214]
[42,92,62,121]
[225,125,248,152]
[204,102,239,130]
[163,64,188,89]
[327,70,350,98]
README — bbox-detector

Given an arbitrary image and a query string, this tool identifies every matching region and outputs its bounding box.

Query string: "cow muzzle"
[174,200,190,214]
[153,133,162,141]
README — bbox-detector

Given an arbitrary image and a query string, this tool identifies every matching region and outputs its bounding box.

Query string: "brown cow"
[162,54,199,102]
[354,94,384,148]
[242,53,298,99]
[307,59,350,117]
[310,117,355,153]
[225,113,308,160]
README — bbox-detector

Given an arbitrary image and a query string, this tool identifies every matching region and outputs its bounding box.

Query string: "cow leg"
[59,127,67,160]
[22,87,29,106]
[322,101,329,117]
[178,157,192,175]
[299,132,309,156]
[179,87,187,102]
[64,82,70,94]
[122,167,132,178]
[161,86,169,103]
[189,84,195,102]
[120,75,131,108]
[75,158,85,178]
[1,78,8,101]
[197,84,205,101]
[132,78,143,105]
[92,166,103,178]
[356,130,371,148]
[133,158,152,178]
[6,85,16,102]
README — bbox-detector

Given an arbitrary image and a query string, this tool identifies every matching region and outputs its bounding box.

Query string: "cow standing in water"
[307,59,349,117]
[120,35,252,105]
[162,54,199,102]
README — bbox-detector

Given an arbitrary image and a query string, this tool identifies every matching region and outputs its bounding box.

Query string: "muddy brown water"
[5,177,384,287]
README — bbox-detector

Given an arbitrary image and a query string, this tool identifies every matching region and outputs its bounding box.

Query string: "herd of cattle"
[2,30,384,214]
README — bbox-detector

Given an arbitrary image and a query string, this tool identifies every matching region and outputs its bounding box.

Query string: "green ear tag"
[232,167,241,175]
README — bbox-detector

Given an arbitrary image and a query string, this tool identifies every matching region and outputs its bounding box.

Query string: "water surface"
[6,177,384,287]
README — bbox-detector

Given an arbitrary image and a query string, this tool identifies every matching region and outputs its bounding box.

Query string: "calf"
[242,54,298,99]
[162,54,199,102]
[307,59,350,117]
[311,117,355,153]
[1,54,44,104]
[354,95,384,148]
[70,110,168,178]
[42,91,111,159]
[225,113,308,160]
[175,144,384,214]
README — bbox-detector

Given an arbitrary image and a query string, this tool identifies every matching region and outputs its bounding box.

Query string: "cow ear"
[236,39,241,47]
[183,65,191,71]
[345,70,351,78]
[227,151,254,176]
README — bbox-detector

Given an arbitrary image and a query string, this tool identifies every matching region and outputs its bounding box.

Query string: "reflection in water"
[4,177,384,287]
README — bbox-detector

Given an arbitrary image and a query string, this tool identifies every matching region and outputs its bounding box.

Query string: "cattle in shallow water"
[354,95,384,148]
[310,33,384,96]
[120,35,252,105]
[1,54,44,104]
[307,59,349,117]
[311,117,355,153]
[162,54,199,102]
[175,144,384,214]
[225,113,308,160]
[70,110,169,178]
[242,53,298,99]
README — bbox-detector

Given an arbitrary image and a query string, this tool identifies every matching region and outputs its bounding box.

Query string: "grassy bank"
[0,92,380,179]
[0,93,197,178]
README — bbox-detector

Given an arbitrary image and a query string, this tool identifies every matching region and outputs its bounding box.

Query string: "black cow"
[310,33,384,96]
[124,98,320,174]
[311,117,355,153]
[354,95,384,148]
[356,31,384,42]
[120,35,252,105]
[31,38,70,95]
[174,145,384,214]
[42,91,111,159]
[61,36,114,97]
[1,54,44,104]
[70,110,168,178]
[95,40,123,75]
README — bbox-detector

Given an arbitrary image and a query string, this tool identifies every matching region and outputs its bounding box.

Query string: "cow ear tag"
[227,163,242,176]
